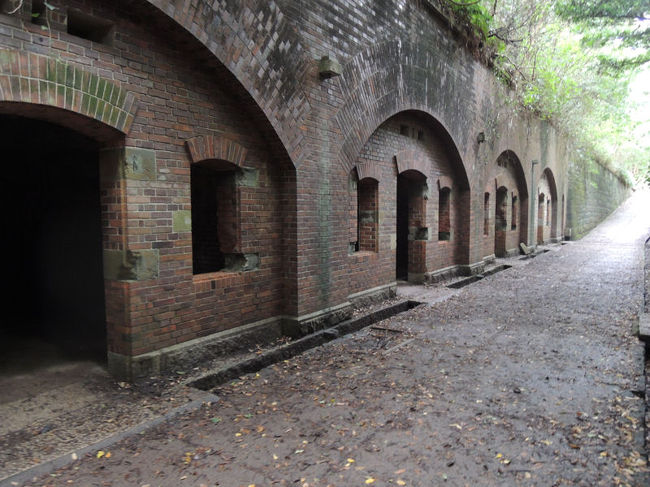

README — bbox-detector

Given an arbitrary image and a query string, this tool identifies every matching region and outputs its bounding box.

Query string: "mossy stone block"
[173,210,192,233]
[124,147,156,181]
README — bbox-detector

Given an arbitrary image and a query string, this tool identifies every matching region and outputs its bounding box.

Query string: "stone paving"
[7,191,650,487]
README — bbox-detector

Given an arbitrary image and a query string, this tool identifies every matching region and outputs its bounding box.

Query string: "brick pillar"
[100,147,159,380]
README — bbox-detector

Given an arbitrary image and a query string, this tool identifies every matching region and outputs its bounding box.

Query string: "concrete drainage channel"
[190,299,423,391]
[446,264,512,289]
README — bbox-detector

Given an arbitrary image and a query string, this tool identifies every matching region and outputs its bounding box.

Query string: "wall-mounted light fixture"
[319,55,342,79]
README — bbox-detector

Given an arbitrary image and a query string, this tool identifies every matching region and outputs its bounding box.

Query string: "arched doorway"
[0,113,122,371]
[537,193,546,244]
[490,151,528,256]
[494,186,508,257]
[537,168,558,244]
[396,170,427,281]
[344,110,469,290]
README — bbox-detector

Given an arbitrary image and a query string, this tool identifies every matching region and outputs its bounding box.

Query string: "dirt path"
[15,191,650,487]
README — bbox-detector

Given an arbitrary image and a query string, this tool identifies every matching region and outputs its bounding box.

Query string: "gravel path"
[15,191,650,487]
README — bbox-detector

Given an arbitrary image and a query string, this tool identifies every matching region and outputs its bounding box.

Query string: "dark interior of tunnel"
[0,115,107,370]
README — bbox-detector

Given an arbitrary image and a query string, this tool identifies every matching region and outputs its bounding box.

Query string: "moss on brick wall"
[566,157,630,240]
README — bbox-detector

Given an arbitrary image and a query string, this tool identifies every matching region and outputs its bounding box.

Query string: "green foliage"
[462,0,650,184]
[555,0,648,23]
[555,0,649,73]
[448,1,493,38]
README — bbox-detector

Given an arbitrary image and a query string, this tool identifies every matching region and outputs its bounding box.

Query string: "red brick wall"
[0,0,294,358]
[345,113,467,295]
[0,0,581,375]
[483,152,529,258]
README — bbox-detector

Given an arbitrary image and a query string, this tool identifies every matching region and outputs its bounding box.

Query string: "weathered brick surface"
[483,150,529,257]
[0,0,626,378]
[567,158,630,240]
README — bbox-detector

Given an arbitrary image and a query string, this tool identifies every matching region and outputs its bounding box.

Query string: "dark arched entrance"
[0,115,109,369]
[396,169,427,281]
[537,168,558,244]
[494,186,508,257]
[491,151,529,255]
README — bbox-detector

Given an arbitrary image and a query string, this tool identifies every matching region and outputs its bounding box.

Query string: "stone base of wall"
[425,265,458,283]
[282,283,399,337]
[108,316,285,381]
[425,261,489,283]
[281,302,354,339]
[504,247,521,258]
[348,283,397,307]
[482,254,496,265]
[109,283,400,380]
[408,272,426,283]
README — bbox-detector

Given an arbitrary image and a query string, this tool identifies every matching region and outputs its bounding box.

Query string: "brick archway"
[0,109,132,370]
[541,168,559,241]
[144,0,311,168]
[186,135,249,167]
[394,149,432,177]
[0,48,138,137]
[489,150,529,255]
[0,49,140,372]
[331,40,472,186]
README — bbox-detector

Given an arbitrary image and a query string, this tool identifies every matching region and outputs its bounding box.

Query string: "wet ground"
[4,191,650,486]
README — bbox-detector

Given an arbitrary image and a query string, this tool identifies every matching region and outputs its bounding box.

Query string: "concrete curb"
[0,392,219,487]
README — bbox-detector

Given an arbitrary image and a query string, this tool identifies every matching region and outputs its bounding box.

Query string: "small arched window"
[349,169,378,253]
[191,160,239,274]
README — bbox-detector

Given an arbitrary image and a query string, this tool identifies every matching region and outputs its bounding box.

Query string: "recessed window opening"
[191,161,239,275]
[357,178,378,252]
[399,124,424,141]
[511,195,518,230]
[67,8,114,45]
[349,169,359,253]
[483,192,490,235]
[495,187,508,231]
[438,187,451,241]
